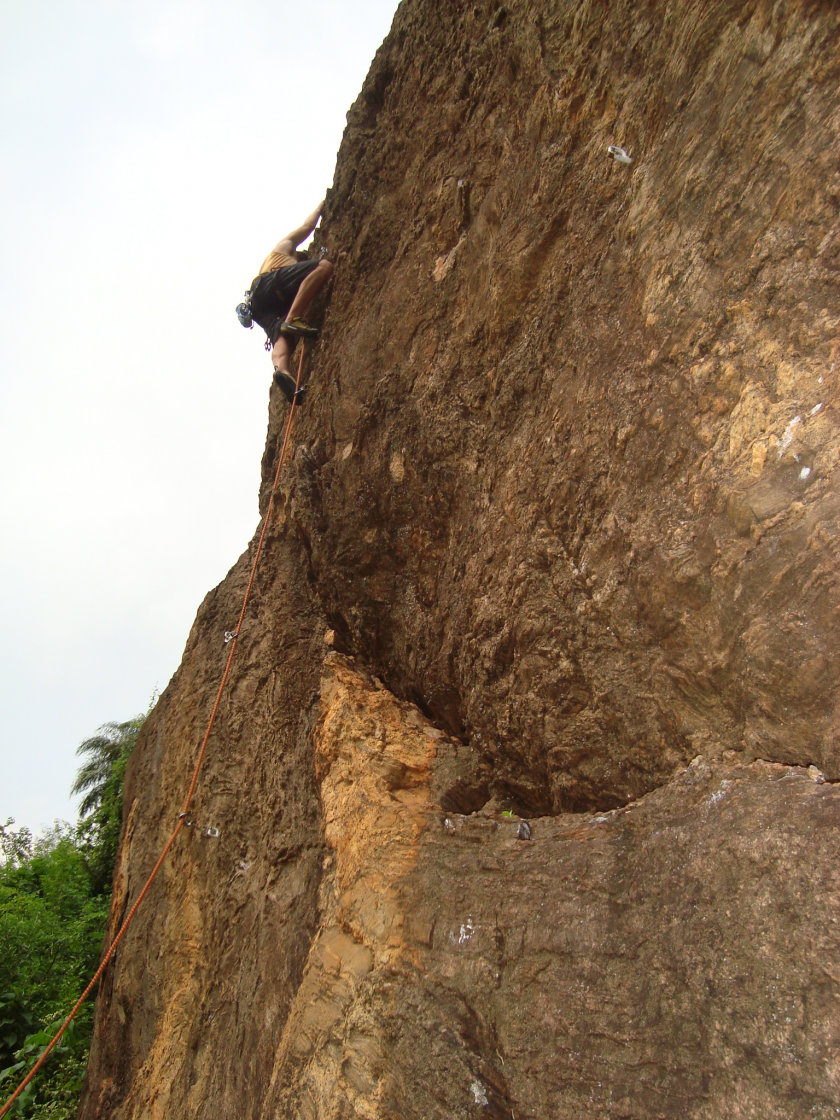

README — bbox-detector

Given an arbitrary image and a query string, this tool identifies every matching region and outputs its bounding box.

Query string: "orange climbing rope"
[0,347,308,1119]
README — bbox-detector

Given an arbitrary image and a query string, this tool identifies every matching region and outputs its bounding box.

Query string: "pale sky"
[0,0,400,833]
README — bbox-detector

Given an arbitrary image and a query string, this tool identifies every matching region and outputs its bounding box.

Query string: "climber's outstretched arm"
[271,200,325,257]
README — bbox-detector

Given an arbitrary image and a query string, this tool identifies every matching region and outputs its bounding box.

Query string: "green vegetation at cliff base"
[0,715,145,1118]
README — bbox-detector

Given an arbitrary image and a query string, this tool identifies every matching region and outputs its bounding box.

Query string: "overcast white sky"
[0,0,400,834]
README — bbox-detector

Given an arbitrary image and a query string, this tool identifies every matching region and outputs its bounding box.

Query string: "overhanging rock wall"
[81,2,840,1117]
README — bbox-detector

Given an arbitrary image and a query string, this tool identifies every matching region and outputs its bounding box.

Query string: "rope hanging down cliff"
[0,346,309,1120]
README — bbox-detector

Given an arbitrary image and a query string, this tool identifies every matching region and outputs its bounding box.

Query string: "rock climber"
[236,200,334,403]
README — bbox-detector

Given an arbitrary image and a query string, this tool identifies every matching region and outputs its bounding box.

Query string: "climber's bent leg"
[284,259,334,323]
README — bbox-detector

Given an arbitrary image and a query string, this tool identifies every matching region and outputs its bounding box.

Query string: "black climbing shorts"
[267,260,322,302]
[249,260,322,341]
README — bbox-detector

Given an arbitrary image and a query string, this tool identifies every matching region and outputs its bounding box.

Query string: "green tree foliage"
[0,712,146,1117]
[72,716,145,894]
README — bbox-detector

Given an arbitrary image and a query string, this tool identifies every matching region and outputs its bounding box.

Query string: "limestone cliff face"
[81,2,840,1117]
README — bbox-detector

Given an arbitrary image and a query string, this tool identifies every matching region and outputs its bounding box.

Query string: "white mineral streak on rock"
[777,416,802,457]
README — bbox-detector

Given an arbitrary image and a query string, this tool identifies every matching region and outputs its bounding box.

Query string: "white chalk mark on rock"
[470,1080,489,1106]
[451,917,476,946]
[708,779,732,806]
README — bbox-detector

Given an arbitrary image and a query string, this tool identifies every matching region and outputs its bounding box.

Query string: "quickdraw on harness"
[236,279,269,349]
[237,276,280,352]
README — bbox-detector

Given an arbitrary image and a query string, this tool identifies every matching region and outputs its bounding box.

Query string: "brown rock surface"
[81,1,840,1117]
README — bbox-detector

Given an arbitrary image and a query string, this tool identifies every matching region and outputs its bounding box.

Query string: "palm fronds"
[70,717,144,817]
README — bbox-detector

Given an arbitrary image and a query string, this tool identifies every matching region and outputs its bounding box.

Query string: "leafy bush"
[0,1012,91,1120]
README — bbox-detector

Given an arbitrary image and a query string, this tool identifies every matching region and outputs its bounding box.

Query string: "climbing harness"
[240,262,323,350]
[0,345,309,1119]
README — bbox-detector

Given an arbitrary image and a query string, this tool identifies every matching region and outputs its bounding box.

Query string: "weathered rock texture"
[81,1,840,1117]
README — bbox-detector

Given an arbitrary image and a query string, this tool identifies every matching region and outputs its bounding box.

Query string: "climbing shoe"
[279,317,319,339]
[273,369,305,405]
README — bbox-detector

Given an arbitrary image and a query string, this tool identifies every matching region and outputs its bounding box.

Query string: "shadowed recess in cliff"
[297,0,840,815]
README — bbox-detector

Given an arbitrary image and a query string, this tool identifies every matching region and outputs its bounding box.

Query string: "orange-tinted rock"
[81,2,840,1117]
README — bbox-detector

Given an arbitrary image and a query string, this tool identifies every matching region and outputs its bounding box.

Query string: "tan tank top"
[258,248,297,275]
